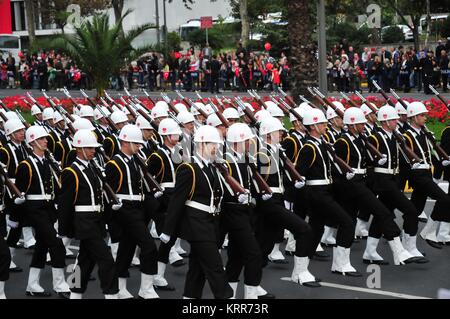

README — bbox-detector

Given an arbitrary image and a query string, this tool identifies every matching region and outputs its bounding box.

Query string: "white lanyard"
[29,157,46,196]
[160,147,176,183]
[192,156,223,211]
[267,145,283,189]
[309,138,329,180]
[116,154,135,196]
[378,132,396,170]
[408,129,431,165]
[345,133,362,170]
[73,162,96,206]
[9,144,19,169]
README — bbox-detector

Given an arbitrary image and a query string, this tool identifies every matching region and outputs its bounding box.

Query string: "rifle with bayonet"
[175,90,209,119]
[195,91,230,128]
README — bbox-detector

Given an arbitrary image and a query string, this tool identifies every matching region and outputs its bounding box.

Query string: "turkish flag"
[0,0,12,34]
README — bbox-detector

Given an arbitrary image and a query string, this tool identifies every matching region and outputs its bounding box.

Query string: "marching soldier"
[136,115,158,158]
[105,124,159,299]
[103,110,128,159]
[31,104,44,126]
[58,129,118,299]
[15,125,71,298]
[160,125,234,299]
[93,107,112,143]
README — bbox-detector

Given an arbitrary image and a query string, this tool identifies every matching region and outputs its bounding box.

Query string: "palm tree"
[286,0,318,98]
[49,9,155,96]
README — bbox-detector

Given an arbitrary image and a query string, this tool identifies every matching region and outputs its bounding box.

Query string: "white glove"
[238,193,249,204]
[412,162,421,169]
[14,193,25,205]
[294,180,305,189]
[433,178,440,184]
[112,200,123,211]
[442,160,450,167]
[377,154,387,166]
[262,193,272,201]
[7,219,19,229]
[153,191,164,199]
[159,233,170,244]
[346,172,355,180]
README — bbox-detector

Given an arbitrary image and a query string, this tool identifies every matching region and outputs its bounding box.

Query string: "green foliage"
[229,0,287,23]
[327,22,370,52]
[440,16,450,38]
[44,10,155,96]
[249,22,289,56]
[187,22,240,50]
[382,26,405,44]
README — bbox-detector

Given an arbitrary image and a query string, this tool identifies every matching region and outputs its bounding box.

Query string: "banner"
[0,0,12,34]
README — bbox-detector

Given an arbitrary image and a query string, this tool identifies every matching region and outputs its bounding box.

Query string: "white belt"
[306,179,331,186]
[116,194,144,201]
[75,205,102,212]
[160,182,175,188]
[185,200,219,214]
[26,194,53,201]
[270,187,284,194]
[412,164,431,170]
[374,167,398,174]
[352,168,366,175]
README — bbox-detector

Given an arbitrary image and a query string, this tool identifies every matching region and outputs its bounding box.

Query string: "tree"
[239,0,250,47]
[24,0,37,47]
[111,0,125,37]
[47,10,155,96]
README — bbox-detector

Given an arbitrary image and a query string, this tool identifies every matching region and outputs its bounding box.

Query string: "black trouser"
[27,206,66,269]
[210,75,220,93]
[220,203,262,286]
[357,168,374,223]
[423,74,432,94]
[0,232,10,281]
[115,205,158,277]
[6,200,27,248]
[409,170,450,222]
[256,195,313,261]
[184,241,233,299]
[374,174,419,236]
[306,185,354,254]
[71,236,118,295]
[398,164,410,191]
[336,177,401,241]
[442,72,448,91]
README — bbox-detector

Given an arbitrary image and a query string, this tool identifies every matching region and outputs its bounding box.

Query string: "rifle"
[339,91,359,108]
[61,87,81,113]
[213,160,247,197]
[0,99,10,122]
[235,97,259,128]
[246,153,273,196]
[133,154,164,193]
[429,85,450,110]
[279,148,304,182]
[161,92,181,115]
[195,91,230,128]
[119,96,138,120]
[81,90,119,134]
[15,109,31,129]
[372,81,395,107]
[0,163,24,198]
[248,90,269,110]
[175,90,209,119]
[90,158,120,205]
[306,87,327,112]
[278,87,298,108]
[390,88,450,160]
[142,89,156,106]
[26,92,44,112]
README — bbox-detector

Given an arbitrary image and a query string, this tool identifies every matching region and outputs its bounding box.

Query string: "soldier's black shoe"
[301,281,322,288]
[154,284,175,291]
[268,259,288,264]
[284,251,295,256]
[26,291,52,297]
[313,251,330,261]
[425,239,442,249]
[363,259,389,265]
[332,270,362,277]
[258,293,276,299]
[170,260,186,267]
[9,266,23,273]
[410,256,429,264]
[55,291,71,299]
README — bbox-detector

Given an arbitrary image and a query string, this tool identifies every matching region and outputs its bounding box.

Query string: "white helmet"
[72,129,101,148]
[118,124,145,144]
[326,101,345,120]
[135,115,153,130]
[111,105,123,113]
[265,101,284,117]
[343,107,367,125]
[407,101,428,118]
[122,107,131,116]
[395,101,408,115]
[158,118,182,136]
[360,103,375,116]
[110,110,128,124]
[42,108,54,121]
[377,105,399,122]
[94,106,111,120]
[72,118,95,132]
[191,102,205,116]
[4,119,25,136]
[303,108,327,126]
[151,104,169,119]
[31,104,42,116]
[177,111,195,124]
[194,125,223,144]
[227,123,255,143]
[289,106,305,122]
[223,107,240,120]
[53,111,64,124]
[5,111,19,121]
[26,125,48,144]
[79,105,94,118]
[73,106,80,116]
[0,109,6,123]
[259,116,286,135]
[174,103,188,113]
[244,103,255,112]
[154,100,170,112]
[254,109,272,123]
[206,114,222,127]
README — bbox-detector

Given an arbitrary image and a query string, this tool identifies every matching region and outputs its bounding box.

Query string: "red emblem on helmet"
[350,117,355,122]
[30,134,35,139]
[123,134,127,139]
[383,113,388,119]
[313,117,318,122]
[240,133,245,139]
[162,127,167,133]
[77,139,81,144]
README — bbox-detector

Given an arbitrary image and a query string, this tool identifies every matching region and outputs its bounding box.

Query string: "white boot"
[402,233,428,262]
[418,211,428,221]
[355,218,370,238]
[229,282,238,299]
[437,222,450,244]
[52,268,70,292]
[104,294,119,299]
[222,234,229,248]
[321,226,337,246]
[9,247,20,271]
[244,285,259,299]
[316,243,324,252]
[0,281,6,299]
[363,237,387,264]
[331,246,359,275]
[131,247,140,266]
[153,262,169,287]
[268,243,285,262]
[388,237,415,265]
[168,247,184,265]
[22,227,36,248]
[291,256,318,286]
[110,242,119,261]
[118,278,134,299]
[183,296,195,299]
[285,233,296,254]
[61,237,74,257]
[70,292,83,299]
[174,238,187,255]
[420,217,439,242]
[26,267,45,293]
[150,222,159,239]
[138,273,159,299]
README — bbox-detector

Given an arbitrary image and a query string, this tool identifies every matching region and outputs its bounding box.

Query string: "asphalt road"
[4,195,450,299]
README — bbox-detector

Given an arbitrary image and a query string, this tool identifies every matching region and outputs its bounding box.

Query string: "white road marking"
[280,277,431,299]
